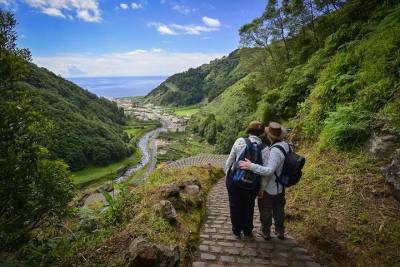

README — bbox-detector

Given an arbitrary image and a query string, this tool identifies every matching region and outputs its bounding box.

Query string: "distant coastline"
[69,76,167,98]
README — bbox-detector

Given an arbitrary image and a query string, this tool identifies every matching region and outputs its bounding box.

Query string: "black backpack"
[227,138,266,191]
[271,144,305,187]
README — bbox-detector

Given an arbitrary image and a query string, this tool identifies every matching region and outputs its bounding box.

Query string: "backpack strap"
[271,144,287,193]
[270,144,287,158]
[244,137,253,150]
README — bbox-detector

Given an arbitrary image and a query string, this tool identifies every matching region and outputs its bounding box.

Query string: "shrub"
[319,105,371,149]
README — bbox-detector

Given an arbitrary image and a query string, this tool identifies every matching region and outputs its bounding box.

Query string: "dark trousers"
[227,184,257,236]
[258,192,285,235]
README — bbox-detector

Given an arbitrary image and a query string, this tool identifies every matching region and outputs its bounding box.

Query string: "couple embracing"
[224,121,291,241]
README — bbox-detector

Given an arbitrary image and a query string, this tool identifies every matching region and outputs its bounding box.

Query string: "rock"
[382,149,400,202]
[128,237,158,267]
[183,184,202,207]
[156,245,180,267]
[161,184,180,198]
[179,177,201,190]
[159,200,177,222]
[365,133,397,157]
[184,184,200,196]
[127,237,180,267]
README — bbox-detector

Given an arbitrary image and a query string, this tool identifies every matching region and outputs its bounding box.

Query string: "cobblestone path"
[162,154,228,171]
[192,178,321,267]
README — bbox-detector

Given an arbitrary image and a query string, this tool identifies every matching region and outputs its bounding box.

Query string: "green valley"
[2,0,400,266]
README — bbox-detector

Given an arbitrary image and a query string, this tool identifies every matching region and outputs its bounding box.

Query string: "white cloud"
[148,21,220,36]
[147,23,177,35]
[24,0,101,23]
[42,7,65,17]
[33,50,225,77]
[171,4,194,15]
[131,2,142,9]
[119,3,129,9]
[127,49,147,55]
[202,16,220,27]
[171,24,218,35]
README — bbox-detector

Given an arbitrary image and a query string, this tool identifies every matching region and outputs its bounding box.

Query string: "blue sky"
[0,0,266,77]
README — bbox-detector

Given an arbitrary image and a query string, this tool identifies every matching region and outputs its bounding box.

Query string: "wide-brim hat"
[265,122,287,140]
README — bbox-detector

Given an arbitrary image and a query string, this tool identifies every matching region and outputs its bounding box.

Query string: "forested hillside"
[179,0,400,265]
[145,48,256,106]
[13,64,131,171]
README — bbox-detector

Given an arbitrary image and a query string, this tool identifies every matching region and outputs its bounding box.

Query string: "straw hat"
[265,122,287,141]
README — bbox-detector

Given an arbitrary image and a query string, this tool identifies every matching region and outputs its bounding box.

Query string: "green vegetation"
[1,167,223,266]
[157,131,213,163]
[145,48,257,106]
[19,63,132,171]
[168,0,400,264]
[0,10,74,249]
[72,149,141,186]
[173,106,200,117]
[286,147,400,265]
[72,119,160,186]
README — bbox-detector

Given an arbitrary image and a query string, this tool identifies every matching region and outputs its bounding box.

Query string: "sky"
[0,0,266,77]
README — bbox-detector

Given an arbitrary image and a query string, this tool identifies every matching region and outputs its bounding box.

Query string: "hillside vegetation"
[157,0,399,265]
[145,48,259,106]
[13,63,132,171]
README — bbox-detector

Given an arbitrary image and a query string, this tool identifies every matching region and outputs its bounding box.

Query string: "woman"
[239,122,289,240]
[224,121,265,239]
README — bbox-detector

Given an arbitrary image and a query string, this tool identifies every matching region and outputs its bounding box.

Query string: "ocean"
[69,76,167,98]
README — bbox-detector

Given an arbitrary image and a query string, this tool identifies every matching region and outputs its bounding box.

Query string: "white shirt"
[249,141,290,195]
[224,135,263,174]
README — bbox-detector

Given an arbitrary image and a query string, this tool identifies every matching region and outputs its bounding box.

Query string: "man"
[224,121,265,239]
[239,122,289,240]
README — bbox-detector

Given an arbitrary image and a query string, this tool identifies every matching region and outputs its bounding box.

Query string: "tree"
[263,0,292,61]
[0,9,74,248]
[0,9,31,87]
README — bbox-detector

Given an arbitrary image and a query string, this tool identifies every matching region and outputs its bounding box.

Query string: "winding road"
[83,110,174,206]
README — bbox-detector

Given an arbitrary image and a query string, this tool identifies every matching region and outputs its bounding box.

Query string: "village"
[111,97,190,133]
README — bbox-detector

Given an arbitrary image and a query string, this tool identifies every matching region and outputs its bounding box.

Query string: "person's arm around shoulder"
[239,146,284,176]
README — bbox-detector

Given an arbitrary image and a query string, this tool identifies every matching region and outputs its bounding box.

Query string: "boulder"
[382,149,400,202]
[182,184,202,207]
[156,245,180,267]
[161,184,180,198]
[179,177,201,190]
[184,184,200,196]
[365,133,397,157]
[159,200,177,222]
[127,237,180,267]
[128,237,159,267]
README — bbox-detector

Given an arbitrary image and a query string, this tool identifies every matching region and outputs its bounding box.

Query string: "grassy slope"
[72,150,142,186]
[286,147,400,266]
[188,3,400,265]
[157,131,214,163]
[174,106,200,117]
[145,48,258,106]
[18,64,129,171]
[15,167,223,266]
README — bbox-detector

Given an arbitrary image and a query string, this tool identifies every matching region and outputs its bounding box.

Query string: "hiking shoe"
[233,233,241,240]
[260,231,271,241]
[242,232,254,240]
